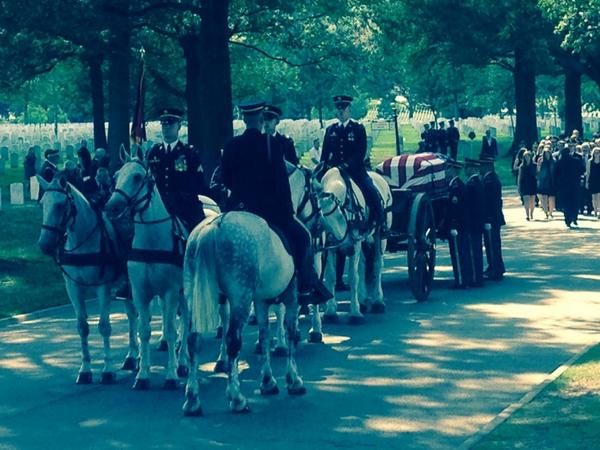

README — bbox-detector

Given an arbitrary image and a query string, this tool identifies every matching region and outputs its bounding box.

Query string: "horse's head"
[38,175,75,255]
[315,167,348,243]
[106,149,152,220]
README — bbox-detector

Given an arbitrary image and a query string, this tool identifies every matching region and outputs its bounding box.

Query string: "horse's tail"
[184,221,220,335]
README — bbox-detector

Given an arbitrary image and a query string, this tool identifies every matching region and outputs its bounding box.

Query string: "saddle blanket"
[375,153,447,191]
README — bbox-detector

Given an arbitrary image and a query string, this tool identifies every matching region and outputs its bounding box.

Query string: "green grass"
[0,205,67,318]
[474,344,600,450]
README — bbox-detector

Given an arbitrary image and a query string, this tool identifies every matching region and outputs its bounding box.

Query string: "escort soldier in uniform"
[480,157,506,281]
[220,100,332,306]
[444,160,469,289]
[463,158,486,287]
[447,119,460,160]
[320,95,384,229]
[437,121,448,155]
[115,108,207,301]
[263,104,299,165]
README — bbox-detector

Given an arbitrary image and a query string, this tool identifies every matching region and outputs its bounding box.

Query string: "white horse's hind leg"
[155,296,168,351]
[97,284,116,384]
[272,303,288,357]
[226,299,250,413]
[162,291,180,389]
[283,286,305,395]
[121,299,139,371]
[371,235,386,312]
[255,300,278,395]
[183,331,203,416]
[214,299,230,373]
[65,280,92,384]
[176,291,190,378]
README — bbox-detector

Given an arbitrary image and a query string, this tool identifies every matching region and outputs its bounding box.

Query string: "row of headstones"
[0,177,40,209]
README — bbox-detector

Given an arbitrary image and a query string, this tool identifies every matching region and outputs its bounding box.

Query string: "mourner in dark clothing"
[38,148,60,200]
[91,148,111,176]
[87,167,112,210]
[444,160,469,289]
[221,100,332,306]
[77,146,96,195]
[463,158,485,287]
[554,147,585,227]
[263,105,299,165]
[480,129,498,159]
[24,147,37,180]
[437,121,448,155]
[480,158,506,281]
[320,95,384,229]
[447,119,460,160]
[425,121,438,152]
[146,108,208,231]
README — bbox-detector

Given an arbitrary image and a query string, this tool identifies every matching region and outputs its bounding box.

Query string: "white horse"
[105,156,189,390]
[313,167,393,326]
[37,175,138,384]
[182,211,306,416]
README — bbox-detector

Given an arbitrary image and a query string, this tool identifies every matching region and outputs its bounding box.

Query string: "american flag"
[375,153,447,191]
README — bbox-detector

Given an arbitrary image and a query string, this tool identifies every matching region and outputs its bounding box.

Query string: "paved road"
[1,189,600,450]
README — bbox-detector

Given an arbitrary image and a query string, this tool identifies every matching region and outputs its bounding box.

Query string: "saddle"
[338,169,369,234]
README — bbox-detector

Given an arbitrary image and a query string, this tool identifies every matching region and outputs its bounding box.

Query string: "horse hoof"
[287,385,307,396]
[132,378,150,390]
[183,403,203,417]
[76,372,93,385]
[101,372,117,385]
[359,304,368,314]
[370,303,386,314]
[215,326,223,339]
[271,346,288,358]
[322,314,339,324]
[214,360,230,374]
[177,365,189,378]
[260,384,280,396]
[121,357,138,371]
[308,331,323,343]
[348,315,366,325]
[253,342,263,355]
[248,315,258,326]
[156,340,168,352]
[231,401,250,414]
[164,379,178,390]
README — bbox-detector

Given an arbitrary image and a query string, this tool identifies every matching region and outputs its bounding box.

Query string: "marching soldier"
[320,95,384,229]
[463,158,486,287]
[221,100,332,305]
[480,157,506,280]
[146,108,208,231]
[444,160,469,289]
[263,104,299,165]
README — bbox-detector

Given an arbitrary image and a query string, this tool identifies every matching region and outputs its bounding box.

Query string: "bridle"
[41,187,77,238]
[317,191,350,249]
[112,160,171,225]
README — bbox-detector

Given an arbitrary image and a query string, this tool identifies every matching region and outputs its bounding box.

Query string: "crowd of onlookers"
[513,130,600,227]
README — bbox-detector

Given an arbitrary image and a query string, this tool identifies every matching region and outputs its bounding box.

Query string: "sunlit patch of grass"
[474,344,600,449]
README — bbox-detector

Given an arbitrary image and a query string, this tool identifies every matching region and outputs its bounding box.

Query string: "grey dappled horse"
[182,211,306,416]
[37,175,138,384]
[105,155,189,390]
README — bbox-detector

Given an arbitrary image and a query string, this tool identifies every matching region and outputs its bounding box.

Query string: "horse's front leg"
[348,243,366,324]
[371,234,386,313]
[322,251,339,323]
[162,290,180,389]
[214,298,230,373]
[121,297,139,371]
[132,289,152,390]
[65,280,92,384]
[226,301,250,413]
[97,284,116,384]
[308,251,324,343]
[255,300,278,395]
[283,285,306,395]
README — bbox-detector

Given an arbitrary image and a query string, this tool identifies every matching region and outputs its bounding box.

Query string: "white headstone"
[30,176,39,200]
[10,183,24,205]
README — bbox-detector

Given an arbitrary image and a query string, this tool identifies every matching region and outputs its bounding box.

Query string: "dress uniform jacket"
[273,132,298,165]
[221,128,294,224]
[321,120,368,177]
[147,140,207,229]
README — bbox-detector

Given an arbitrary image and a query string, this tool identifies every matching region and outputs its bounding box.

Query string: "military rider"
[263,104,299,165]
[220,100,332,306]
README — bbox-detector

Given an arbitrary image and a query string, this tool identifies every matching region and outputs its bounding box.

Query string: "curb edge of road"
[459,340,599,450]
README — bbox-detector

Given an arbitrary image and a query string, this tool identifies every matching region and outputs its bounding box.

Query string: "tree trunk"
[564,67,582,137]
[182,0,232,180]
[87,55,107,150]
[512,47,538,154]
[106,7,131,167]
